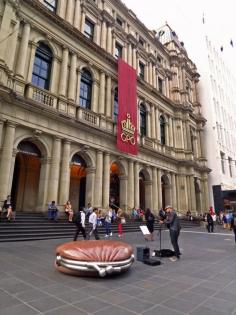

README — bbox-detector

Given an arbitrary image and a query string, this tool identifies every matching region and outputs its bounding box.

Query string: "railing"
[82,110,98,125]
[25,84,57,108]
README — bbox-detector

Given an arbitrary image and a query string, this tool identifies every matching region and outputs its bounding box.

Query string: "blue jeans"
[105,221,111,235]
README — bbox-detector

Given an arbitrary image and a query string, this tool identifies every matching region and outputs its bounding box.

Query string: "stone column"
[7,20,19,71]
[190,175,196,212]
[119,175,128,210]
[26,42,37,83]
[157,168,162,209]
[155,107,160,141]
[65,0,74,24]
[50,57,59,94]
[94,150,103,207]
[68,53,77,101]
[153,66,157,89]
[123,45,127,63]
[106,24,112,53]
[152,167,158,212]
[47,138,61,203]
[144,64,148,82]
[128,160,134,208]
[101,20,107,50]
[0,2,15,63]
[149,62,153,86]
[37,158,50,210]
[15,22,30,78]
[147,109,151,138]
[203,178,209,211]
[112,34,116,56]
[132,48,137,70]
[80,8,86,33]
[0,122,16,201]
[171,173,177,209]
[0,120,4,147]
[86,168,95,206]
[103,152,110,208]
[95,21,101,46]
[166,120,169,146]
[151,105,156,139]
[99,72,106,114]
[105,75,112,117]
[59,140,71,205]
[57,0,66,19]
[128,43,132,66]
[92,80,99,113]
[58,47,69,97]
[73,0,81,29]
[169,117,174,147]
[134,162,139,208]
[76,70,81,105]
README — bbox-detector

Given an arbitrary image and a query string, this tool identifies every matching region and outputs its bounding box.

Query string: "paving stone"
[44,305,88,315]
[0,289,22,311]
[27,296,65,313]
[73,297,111,313]
[118,297,155,313]
[142,304,186,315]
[0,303,38,315]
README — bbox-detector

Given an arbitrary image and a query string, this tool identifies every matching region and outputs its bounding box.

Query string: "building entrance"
[69,154,86,210]
[11,141,41,212]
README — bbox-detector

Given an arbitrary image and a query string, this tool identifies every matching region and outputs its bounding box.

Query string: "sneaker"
[109,232,112,236]
[118,234,121,237]
[169,256,178,262]
[105,235,109,238]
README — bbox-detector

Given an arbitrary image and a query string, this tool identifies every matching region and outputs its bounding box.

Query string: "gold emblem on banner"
[121,113,136,145]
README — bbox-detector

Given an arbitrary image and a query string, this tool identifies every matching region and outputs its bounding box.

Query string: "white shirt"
[80,211,85,228]
[89,212,97,229]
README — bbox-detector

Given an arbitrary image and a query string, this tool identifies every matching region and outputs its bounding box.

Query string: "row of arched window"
[32,42,167,144]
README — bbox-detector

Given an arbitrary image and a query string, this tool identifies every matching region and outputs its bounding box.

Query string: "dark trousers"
[170,229,180,257]
[88,224,100,240]
[105,221,111,235]
[207,223,214,232]
[73,224,86,241]
[233,228,236,243]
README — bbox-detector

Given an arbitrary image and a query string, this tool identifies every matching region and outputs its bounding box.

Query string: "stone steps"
[0,212,200,242]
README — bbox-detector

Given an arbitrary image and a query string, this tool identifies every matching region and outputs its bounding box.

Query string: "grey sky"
[122,0,236,69]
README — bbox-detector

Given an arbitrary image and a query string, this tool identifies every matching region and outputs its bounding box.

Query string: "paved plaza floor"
[0,226,236,315]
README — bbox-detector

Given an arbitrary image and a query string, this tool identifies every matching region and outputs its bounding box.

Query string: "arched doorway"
[161,175,171,209]
[11,141,41,212]
[69,154,87,210]
[139,172,145,210]
[110,163,120,209]
[194,178,201,213]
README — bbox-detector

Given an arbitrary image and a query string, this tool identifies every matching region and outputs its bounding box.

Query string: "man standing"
[73,209,86,241]
[160,205,181,262]
[88,208,100,240]
[207,210,214,232]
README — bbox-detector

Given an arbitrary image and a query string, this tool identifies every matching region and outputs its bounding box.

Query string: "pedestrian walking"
[104,208,113,237]
[117,208,125,237]
[88,208,100,240]
[73,209,86,241]
[145,208,155,241]
[160,205,181,261]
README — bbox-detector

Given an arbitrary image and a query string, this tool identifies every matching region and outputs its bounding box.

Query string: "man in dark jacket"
[160,205,181,262]
[206,211,214,233]
[73,209,86,241]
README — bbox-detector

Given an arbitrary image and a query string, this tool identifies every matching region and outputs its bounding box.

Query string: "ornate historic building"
[0,0,209,214]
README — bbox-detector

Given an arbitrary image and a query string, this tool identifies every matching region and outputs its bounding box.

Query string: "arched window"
[160,115,166,145]
[114,88,118,122]
[140,104,147,136]
[43,0,57,12]
[32,42,52,90]
[80,69,92,109]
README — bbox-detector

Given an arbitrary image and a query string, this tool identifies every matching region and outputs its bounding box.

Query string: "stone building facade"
[0,0,209,214]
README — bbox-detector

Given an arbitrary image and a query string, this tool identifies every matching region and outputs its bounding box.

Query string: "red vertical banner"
[117,59,138,155]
